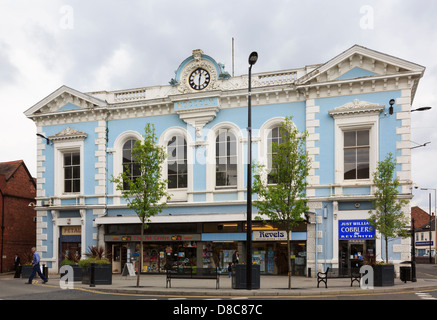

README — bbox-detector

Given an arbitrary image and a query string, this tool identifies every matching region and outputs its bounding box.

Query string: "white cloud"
[0,0,436,213]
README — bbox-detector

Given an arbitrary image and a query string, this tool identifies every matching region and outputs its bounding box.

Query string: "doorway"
[112,244,128,273]
[339,240,375,272]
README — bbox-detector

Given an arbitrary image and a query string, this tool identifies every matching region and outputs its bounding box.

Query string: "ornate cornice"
[328,99,384,118]
[49,127,88,142]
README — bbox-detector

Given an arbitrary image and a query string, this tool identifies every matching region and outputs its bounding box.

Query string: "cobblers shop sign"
[339,220,375,239]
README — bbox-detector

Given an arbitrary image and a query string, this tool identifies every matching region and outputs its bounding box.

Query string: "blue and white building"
[25,45,425,276]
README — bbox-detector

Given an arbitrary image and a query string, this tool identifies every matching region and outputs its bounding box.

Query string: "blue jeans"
[28,264,48,283]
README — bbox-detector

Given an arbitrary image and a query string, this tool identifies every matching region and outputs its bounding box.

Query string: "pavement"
[4,265,437,298]
[52,265,437,297]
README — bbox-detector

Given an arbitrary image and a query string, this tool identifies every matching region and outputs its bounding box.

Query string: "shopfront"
[338,220,375,271]
[104,221,307,275]
[253,231,307,275]
[59,226,82,264]
[105,234,201,273]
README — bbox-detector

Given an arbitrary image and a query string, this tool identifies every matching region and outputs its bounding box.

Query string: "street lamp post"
[246,51,258,290]
[412,218,417,282]
[420,188,436,263]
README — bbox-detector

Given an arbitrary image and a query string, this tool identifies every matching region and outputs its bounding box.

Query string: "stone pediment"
[328,99,384,118]
[297,45,425,86]
[48,127,88,142]
[24,85,107,119]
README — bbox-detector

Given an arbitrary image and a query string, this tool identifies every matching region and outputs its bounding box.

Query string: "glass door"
[349,241,364,270]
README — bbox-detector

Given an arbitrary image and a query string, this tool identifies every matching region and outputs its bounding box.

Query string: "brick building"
[0,160,36,273]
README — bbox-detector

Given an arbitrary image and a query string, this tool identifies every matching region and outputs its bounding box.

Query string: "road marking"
[416,292,437,300]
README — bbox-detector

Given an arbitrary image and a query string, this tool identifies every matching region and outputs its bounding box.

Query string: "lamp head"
[389,99,395,115]
[248,52,258,66]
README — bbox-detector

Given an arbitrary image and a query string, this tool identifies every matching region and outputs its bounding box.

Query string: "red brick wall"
[412,206,432,229]
[0,163,36,272]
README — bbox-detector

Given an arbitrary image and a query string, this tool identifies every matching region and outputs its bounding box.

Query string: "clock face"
[189,68,210,90]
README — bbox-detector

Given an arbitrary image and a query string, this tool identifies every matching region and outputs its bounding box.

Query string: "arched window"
[216,129,237,187]
[167,135,187,189]
[267,126,288,184]
[122,139,140,190]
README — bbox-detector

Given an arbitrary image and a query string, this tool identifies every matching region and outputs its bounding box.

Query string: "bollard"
[43,264,48,279]
[307,268,311,278]
[90,263,96,287]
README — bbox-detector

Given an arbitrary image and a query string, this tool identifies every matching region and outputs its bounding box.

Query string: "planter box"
[232,265,260,289]
[81,264,112,285]
[21,265,33,278]
[373,264,394,287]
[60,265,83,281]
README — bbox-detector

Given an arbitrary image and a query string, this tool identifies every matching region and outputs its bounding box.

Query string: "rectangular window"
[64,151,80,193]
[344,130,370,180]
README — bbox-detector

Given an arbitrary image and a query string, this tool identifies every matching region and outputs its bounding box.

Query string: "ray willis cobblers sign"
[339,220,375,239]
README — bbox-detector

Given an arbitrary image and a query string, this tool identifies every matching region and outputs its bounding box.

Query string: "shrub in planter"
[60,259,83,281]
[79,258,112,285]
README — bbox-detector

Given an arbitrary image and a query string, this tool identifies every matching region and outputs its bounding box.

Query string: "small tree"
[111,123,170,287]
[368,153,409,264]
[252,117,311,289]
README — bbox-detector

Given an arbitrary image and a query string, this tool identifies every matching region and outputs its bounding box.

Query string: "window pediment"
[328,99,384,118]
[49,127,88,142]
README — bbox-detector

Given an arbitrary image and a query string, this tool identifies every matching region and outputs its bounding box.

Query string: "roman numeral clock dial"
[189,68,210,90]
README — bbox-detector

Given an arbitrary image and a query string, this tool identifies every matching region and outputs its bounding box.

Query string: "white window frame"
[333,114,379,186]
[206,122,243,192]
[54,140,84,197]
[112,130,143,197]
[159,127,192,202]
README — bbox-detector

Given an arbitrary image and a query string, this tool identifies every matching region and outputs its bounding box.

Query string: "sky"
[0,0,436,211]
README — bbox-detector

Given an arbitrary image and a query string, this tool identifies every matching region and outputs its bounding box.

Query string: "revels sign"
[253,231,290,241]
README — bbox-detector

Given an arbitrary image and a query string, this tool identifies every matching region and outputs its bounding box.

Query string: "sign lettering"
[339,220,375,239]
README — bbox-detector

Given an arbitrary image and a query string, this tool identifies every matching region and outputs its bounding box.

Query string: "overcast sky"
[0,0,436,211]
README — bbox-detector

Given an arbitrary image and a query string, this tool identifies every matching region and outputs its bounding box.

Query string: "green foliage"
[368,152,409,263]
[78,257,110,268]
[111,123,170,226]
[252,117,311,230]
[77,246,110,267]
[111,123,170,286]
[60,259,77,266]
[252,117,311,288]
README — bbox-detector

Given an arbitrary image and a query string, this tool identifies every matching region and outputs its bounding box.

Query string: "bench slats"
[317,267,361,289]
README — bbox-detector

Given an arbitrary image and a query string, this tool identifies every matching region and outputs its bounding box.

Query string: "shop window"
[344,130,370,180]
[167,135,187,189]
[122,139,141,190]
[63,151,80,193]
[215,129,237,187]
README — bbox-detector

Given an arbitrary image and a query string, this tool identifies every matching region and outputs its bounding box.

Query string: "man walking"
[26,247,48,284]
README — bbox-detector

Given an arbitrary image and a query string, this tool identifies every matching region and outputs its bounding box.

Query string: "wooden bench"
[317,267,361,288]
[166,268,219,289]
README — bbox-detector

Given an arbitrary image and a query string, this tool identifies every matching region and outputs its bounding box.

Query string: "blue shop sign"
[339,220,375,239]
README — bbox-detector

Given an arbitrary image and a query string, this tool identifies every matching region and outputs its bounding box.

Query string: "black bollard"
[43,264,48,279]
[90,263,96,287]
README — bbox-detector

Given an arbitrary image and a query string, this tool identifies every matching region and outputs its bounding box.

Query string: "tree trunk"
[287,231,292,289]
[137,221,144,287]
[385,235,388,264]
